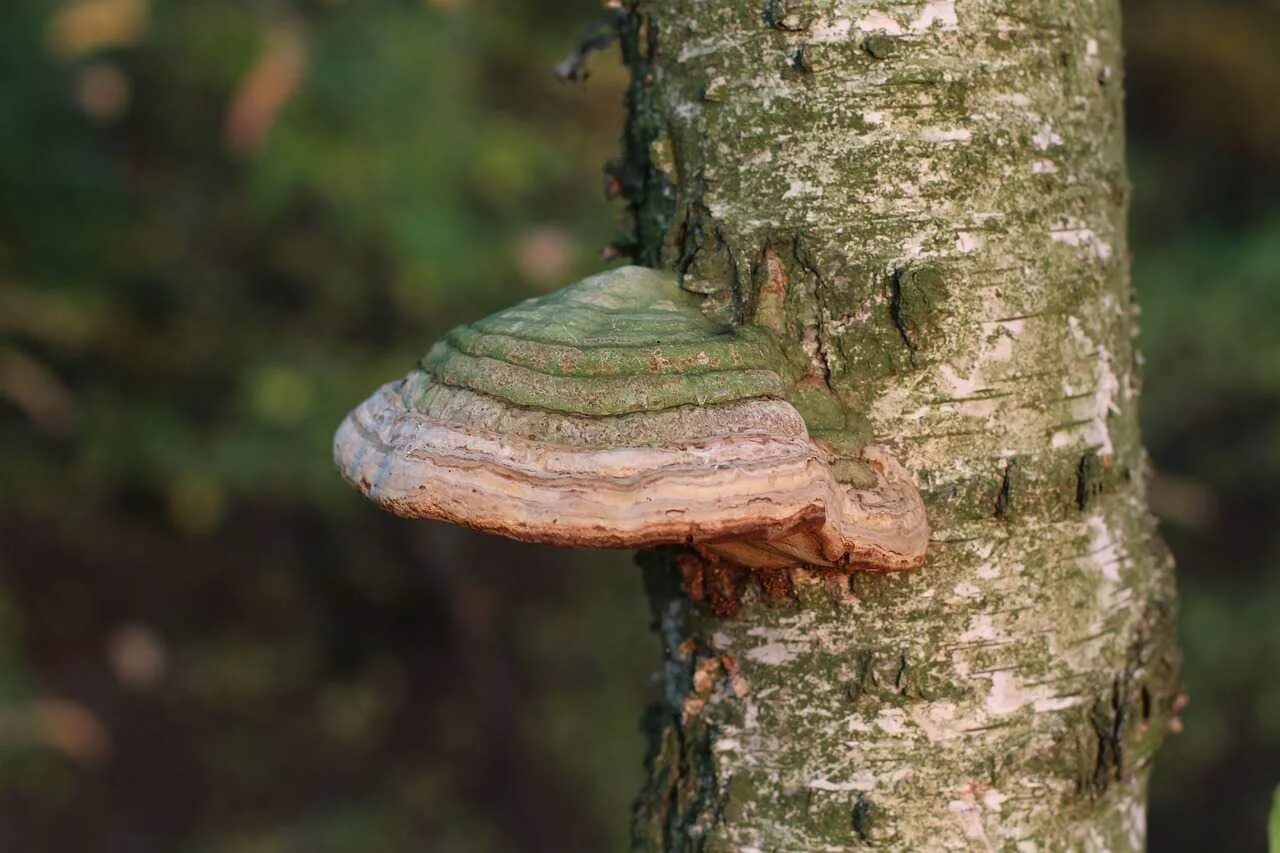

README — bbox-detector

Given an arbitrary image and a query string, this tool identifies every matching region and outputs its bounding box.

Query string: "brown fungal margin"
[335,381,927,572]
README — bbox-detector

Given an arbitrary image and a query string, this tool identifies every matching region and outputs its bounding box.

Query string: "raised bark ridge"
[623,1,1180,849]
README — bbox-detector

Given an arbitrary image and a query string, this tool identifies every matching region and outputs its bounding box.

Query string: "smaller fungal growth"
[334,266,928,572]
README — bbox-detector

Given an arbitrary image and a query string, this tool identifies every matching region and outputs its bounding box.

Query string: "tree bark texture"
[623,1,1180,849]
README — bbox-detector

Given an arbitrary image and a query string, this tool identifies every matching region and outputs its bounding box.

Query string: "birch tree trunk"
[620,1,1181,849]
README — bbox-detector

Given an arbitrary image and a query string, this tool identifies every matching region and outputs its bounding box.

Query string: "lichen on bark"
[621,1,1181,849]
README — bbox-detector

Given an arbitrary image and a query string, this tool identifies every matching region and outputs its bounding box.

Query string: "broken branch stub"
[334,266,928,571]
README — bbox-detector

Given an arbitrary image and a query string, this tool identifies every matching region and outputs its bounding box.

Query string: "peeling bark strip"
[626,1,1180,850]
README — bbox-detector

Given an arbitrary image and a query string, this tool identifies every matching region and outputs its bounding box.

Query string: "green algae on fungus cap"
[420,266,787,416]
[334,266,929,571]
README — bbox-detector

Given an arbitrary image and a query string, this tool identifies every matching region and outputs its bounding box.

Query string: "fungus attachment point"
[334,267,928,572]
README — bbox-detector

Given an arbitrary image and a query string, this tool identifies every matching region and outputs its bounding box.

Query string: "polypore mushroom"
[334,266,928,571]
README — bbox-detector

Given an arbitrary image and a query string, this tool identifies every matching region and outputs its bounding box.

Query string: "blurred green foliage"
[0,0,1275,850]
[1126,5,1280,845]
[1271,785,1280,853]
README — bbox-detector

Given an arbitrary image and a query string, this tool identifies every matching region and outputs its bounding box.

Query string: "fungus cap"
[334,266,927,570]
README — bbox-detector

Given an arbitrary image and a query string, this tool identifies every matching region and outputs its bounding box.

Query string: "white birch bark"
[622,1,1180,849]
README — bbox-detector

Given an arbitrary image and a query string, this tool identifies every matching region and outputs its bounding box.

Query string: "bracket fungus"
[334,266,928,572]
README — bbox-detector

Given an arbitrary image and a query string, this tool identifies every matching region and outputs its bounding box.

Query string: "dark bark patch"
[844,649,928,704]
[1087,678,1126,794]
[676,204,744,323]
[852,793,876,842]
[786,45,814,74]
[889,265,945,360]
[618,7,675,267]
[1077,615,1182,799]
[762,0,806,31]
[1076,450,1107,510]
[844,650,874,705]
[632,709,726,851]
[994,459,1019,519]
[863,35,896,60]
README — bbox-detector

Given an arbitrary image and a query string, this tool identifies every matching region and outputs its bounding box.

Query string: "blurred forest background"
[0,0,1276,850]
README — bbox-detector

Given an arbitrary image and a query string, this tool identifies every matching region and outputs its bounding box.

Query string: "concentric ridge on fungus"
[334,266,928,571]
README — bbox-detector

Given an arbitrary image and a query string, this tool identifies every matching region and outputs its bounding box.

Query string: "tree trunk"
[621,1,1180,849]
